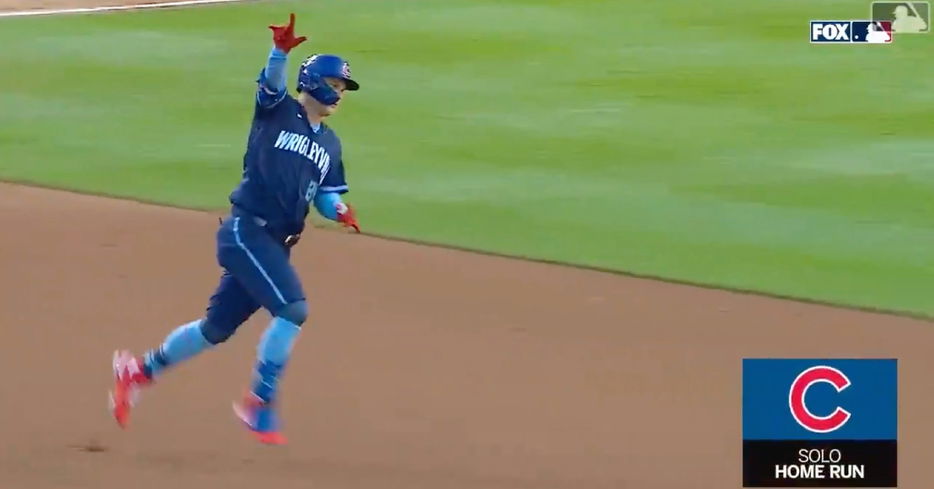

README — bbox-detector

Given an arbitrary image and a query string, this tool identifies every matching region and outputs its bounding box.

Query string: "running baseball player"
[110,13,360,445]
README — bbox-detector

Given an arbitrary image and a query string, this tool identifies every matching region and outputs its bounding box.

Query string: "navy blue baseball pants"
[204,215,305,343]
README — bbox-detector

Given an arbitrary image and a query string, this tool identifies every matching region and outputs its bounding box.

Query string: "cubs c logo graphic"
[788,366,852,433]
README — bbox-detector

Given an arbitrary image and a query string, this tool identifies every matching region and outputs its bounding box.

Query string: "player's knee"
[275,300,308,326]
[200,318,236,345]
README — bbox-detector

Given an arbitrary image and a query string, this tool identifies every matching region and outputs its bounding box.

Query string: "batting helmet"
[297,54,360,93]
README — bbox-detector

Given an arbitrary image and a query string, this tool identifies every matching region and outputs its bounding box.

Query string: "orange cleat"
[232,392,287,445]
[109,350,151,429]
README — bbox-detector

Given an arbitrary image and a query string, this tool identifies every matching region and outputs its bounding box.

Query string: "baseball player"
[110,14,361,445]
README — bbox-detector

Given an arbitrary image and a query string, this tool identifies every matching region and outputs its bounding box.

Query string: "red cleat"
[109,350,151,429]
[232,392,287,445]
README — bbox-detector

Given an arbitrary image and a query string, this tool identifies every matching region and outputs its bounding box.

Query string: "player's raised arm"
[256,13,307,109]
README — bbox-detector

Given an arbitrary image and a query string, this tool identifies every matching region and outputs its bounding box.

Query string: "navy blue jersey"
[229,89,348,236]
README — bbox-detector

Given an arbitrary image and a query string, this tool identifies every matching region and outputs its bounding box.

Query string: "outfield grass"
[1,0,933,315]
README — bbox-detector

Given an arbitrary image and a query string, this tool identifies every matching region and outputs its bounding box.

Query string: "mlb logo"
[872,2,930,34]
[810,21,894,43]
[852,21,894,43]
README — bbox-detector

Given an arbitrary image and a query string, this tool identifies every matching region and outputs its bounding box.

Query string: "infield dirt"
[1,182,931,489]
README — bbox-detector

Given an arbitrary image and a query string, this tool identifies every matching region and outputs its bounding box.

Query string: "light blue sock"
[251,317,301,403]
[143,319,211,378]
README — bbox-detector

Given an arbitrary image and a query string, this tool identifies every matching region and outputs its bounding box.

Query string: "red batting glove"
[335,202,360,233]
[269,13,307,53]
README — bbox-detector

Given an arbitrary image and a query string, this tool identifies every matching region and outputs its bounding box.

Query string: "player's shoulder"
[279,94,303,112]
[256,92,301,119]
[320,123,343,144]
[322,122,344,138]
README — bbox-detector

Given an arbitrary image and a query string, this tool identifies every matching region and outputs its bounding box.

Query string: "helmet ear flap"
[297,70,340,106]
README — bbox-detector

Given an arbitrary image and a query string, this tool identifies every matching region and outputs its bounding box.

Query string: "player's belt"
[231,206,271,228]
[249,215,269,227]
[231,207,301,248]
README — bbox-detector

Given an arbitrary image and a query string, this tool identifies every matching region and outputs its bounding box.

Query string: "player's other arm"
[256,14,307,109]
[315,157,359,232]
[313,192,359,232]
[313,191,342,220]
